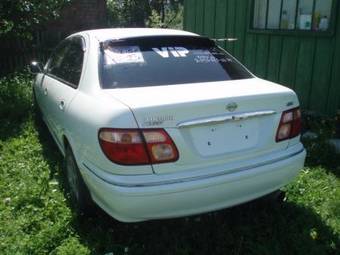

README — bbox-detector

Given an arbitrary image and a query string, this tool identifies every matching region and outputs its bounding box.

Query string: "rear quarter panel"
[65,90,154,175]
[61,33,153,175]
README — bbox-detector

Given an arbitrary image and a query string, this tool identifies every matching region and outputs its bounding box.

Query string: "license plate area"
[189,118,260,157]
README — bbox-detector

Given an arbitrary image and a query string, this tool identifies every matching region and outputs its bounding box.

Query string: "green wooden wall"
[184,0,340,116]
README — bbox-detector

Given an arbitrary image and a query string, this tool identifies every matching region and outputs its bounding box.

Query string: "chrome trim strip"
[82,148,304,188]
[176,110,276,128]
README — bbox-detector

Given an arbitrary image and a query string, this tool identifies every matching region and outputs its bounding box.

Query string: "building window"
[253,0,334,31]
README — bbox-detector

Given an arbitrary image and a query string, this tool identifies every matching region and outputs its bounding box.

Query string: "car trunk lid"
[105,78,299,174]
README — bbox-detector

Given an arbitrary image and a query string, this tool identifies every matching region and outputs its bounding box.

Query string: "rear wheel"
[65,146,93,215]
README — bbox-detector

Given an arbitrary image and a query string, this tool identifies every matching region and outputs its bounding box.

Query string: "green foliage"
[50,237,90,255]
[147,9,163,27]
[302,114,340,171]
[0,72,33,121]
[147,4,183,29]
[107,0,184,29]
[0,73,339,254]
[107,0,151,27]
[0,0,70,39]
[0,116,74,254]
[148,0,183,28]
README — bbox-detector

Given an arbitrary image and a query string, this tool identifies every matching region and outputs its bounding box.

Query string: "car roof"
[73,28,199,42]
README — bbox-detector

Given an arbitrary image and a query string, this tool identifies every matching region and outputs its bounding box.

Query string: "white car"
[30,28,306,222]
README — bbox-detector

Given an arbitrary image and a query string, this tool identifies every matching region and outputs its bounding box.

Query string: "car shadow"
[33,115,339,255]
[71,198,339,255]
[33,115,66,184]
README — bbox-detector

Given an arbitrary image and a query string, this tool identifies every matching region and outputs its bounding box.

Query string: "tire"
[65,145,93,215]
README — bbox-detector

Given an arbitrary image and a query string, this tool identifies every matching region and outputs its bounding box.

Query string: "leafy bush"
[0,72,33,121]
[106,0,184,29]
[50,237,90,255]
[301,113,340,171]
[107,0,151,27]
[147,5,183,29]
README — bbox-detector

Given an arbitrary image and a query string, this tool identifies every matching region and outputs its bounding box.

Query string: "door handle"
[44,88,48,96]
[59,100,65,111]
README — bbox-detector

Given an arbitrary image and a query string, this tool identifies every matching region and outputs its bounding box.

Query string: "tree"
[107,0,151,27]
[0,0,71,39]
[148,0,184,28]
[150,0,183,24]
[147,5,183,29]
[107,0,183,28]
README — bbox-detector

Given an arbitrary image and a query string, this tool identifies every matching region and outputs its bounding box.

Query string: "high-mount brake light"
[276,107,301,142]
[98,128,179,165]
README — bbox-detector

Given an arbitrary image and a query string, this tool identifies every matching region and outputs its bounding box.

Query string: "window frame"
[248,0,338,37]
[45,35,86,89]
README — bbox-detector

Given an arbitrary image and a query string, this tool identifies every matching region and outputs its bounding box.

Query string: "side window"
[47,37,85,88]
[47,41,69,77]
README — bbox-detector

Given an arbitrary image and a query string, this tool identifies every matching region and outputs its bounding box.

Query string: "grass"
[0,73,339,255]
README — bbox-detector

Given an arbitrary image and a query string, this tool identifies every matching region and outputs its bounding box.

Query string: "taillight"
[98,128,179,165]
[276,107,301,142]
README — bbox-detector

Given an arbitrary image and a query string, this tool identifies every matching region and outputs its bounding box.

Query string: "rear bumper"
[80,148,306,222]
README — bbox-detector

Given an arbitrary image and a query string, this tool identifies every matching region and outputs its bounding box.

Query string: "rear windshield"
[99,36,253,89]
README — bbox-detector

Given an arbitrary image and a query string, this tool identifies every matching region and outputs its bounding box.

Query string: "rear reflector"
[276,107,301,142]
[99,128,179,165]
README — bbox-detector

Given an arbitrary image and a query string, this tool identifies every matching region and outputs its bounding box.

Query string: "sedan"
[30,28,306,222]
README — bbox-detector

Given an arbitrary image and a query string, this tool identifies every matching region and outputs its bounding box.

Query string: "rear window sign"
[193,50,233,64]
[104,46,145,65]
[152,47,189,58]
[194,55,219,64]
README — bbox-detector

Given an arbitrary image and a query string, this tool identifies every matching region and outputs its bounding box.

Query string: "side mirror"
[29,61,43,74]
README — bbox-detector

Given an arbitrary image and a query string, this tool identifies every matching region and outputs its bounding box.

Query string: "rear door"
[43,37,85,146]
